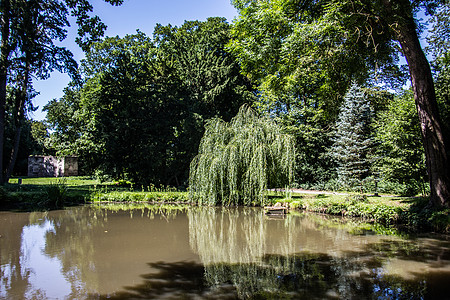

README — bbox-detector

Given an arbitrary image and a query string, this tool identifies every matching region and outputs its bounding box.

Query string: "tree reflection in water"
[2,206,450,299]
[91,255,446,299]
[185,207,450,299]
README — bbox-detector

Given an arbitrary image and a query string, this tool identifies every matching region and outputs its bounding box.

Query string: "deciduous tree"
[230,0,449,207]
[189,105,295,206]
[0,0,123,184]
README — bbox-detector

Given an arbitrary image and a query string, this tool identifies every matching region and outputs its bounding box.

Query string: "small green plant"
[345,194,368,204]
[45,179,68,209]
[94,169,113,183]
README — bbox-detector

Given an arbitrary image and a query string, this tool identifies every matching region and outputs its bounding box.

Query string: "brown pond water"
[0,205,449,299]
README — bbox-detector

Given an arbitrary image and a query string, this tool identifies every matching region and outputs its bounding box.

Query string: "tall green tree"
[230,0,449,207]
[0,0,123,184]
[374,90,427,195]
[154,17,255,121]
[189,105,296,206]
[428,3,450,159]
[329,84,374,190]
[46,19,255,185]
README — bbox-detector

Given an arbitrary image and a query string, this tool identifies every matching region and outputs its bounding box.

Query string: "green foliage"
[292,194,404,225]
[289,192,450,232]
[189,105,296,206]
[329,84,374,190]
[45,19,255,184]
[89,191,188,203]
[373,90,427,196]
[0,186,8,203]
[45,180,68,209]
[428,3,450,162]
[0,0,126,183]
[229,0,409,120]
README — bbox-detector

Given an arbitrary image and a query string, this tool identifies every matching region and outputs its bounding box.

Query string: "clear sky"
[31,0,238,121]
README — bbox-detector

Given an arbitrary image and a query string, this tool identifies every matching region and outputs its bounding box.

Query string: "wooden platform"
[264,206,288,215]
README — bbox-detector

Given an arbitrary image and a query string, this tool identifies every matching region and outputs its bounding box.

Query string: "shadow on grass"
[396,196,450,233]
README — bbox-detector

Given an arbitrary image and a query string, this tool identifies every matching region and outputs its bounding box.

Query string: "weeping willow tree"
[189,105,295,206]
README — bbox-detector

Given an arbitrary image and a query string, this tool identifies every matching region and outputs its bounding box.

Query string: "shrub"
[45,181,68,209]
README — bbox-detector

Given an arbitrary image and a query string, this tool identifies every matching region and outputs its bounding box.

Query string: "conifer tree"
[330,84,374,190]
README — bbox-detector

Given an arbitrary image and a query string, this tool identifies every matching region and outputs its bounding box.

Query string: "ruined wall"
[27,156,78,177]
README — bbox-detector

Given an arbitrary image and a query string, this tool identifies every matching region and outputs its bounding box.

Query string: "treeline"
[8,3,450,201]
[41,18,255,186]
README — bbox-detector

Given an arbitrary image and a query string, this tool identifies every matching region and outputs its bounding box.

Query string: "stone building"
[27,156,78,177]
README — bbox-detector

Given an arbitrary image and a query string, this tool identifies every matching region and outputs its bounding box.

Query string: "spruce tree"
[330,84,374,191]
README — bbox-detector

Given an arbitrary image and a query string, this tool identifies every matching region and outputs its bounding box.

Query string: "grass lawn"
[269,191,449,233]
[3,176,189,210]
[2,176,448,233]
[8,176,101,187]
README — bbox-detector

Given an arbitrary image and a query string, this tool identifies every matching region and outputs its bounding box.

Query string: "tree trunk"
[5,58,30,182]
[396,17,450,208]
[0,73,6,185]
[5,126,22,181]
[0,0,11,184]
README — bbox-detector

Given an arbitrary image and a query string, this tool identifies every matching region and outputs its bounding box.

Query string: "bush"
[0,186,8,202]
[94,169,113,183]
[376,180,427,196]
[45,180,68,208]
[89,191,189,203]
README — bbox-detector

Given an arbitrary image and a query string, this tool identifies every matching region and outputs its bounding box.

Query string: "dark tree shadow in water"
[87,249,450,300]
[92,261,237,300]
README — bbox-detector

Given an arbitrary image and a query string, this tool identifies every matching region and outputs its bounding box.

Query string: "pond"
[1,205,449,299]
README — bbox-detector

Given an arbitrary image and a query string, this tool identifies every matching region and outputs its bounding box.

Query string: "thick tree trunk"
[396,19,450,208]
[0,0,11,185]
[5,58,30,182]
[5,126,22,181]
[0,73,6,185]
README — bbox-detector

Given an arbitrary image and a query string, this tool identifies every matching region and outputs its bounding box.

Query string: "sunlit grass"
[8,176,101,186]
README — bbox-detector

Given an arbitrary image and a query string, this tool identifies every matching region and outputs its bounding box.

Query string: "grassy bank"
[270,192,449,233]
[2,177,448,233]
[89,190,189,203]
[2,177,188,210]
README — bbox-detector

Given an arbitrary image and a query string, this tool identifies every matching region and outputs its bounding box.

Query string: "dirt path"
[270,188,348,196]
[271,188,397,197]
[290,189,349,196]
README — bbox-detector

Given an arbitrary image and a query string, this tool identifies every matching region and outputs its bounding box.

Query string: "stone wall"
[27,156,78,177]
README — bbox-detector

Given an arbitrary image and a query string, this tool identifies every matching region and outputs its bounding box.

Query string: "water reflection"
[188,207,450,299]
[1,206,197,299]
[0,206,449,299]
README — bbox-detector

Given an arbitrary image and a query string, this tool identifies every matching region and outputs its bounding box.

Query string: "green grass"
[2,177,448,233]
[8,176,100,186]
[2,176,188,210]
[272,193,449,233]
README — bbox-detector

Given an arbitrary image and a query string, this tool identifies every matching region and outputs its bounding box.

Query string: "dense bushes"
[89,191,189,203]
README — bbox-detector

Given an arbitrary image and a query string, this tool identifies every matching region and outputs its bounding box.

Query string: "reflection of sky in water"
[20,220,71,299]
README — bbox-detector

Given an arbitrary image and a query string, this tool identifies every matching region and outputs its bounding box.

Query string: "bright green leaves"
[189,105,296,206]
[229,0,408,120]
[373,90,427,194]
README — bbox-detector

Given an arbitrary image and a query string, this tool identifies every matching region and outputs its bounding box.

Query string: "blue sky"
[31,0,238,121]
